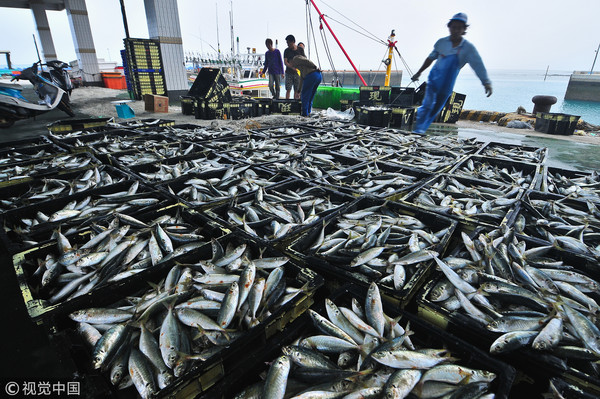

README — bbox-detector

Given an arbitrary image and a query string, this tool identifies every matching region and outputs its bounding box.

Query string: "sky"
[1,0,599,77]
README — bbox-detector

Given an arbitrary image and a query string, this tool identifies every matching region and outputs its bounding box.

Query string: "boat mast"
[384,30,396,86]
[590,42,600,74]
[308,0,367,86]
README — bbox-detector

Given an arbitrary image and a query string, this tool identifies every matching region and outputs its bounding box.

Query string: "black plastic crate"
[47,118,114,134]
[180,95,197,115]
[254,97,272,116]
[450,155,543,190]
[389,86,415,107]
[206,285,515,399]
[271,99,301,115]
[359,85,391,104]
[187,67,232,103]
[435,92,466,123]
[541,165,599,198]
[355,105,392,127]
[223,101,256,120]
[476,141,548,164]
[388,106,415,129]
[195,100,225,120]
[47,232,323,398]
[535,112,580,135]
[287,197,457,308]
[401,173,523,228]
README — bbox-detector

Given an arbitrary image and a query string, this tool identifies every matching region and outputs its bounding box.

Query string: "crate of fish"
[207,138,307,166]
[0,152,100,188]
[11,204,219,322]
[288,197,457,308]
[47,117,115,135]
[157,165,290,209]
[0,164,134,213]
[476,141,548,165]
[247,125,318,139]
[546,377,600,399]
[0,134,54,150]
[540,166,600,200]
[355,105,392,128]
[0,180,174,254]
[449,155,543,190]
[119,118,176,130]
[48,233,323,398]
[211,284,514,399]
[158,125,242,144]
[108,141,202,169]
[271,99,302,115]
[326,138,399,164]
[401,173,523,228]
[127,150,235,185]
[51,130,168,153]
[378,130,483,157]
[258,152,366,182]
[314,160,433,200]
[415,225,600,394]
[517,190,600,260]
[203,180,353,248]
[0,141,67,167]
[296,119,353,130]
[280,130,358,150]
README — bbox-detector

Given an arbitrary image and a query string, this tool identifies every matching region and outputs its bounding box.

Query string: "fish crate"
[271,99,301,115]
[223,100,256,120]
[355,105,392,128]
[204,284,514,399]
[257,152,365,182]
[180,96,197,116]
[159,125,245,145]
[518,190,600,259]
[549,377,600,399]
[476,141,548,165]
[359,85,391,104]
[126,149,234,185]
[279,130,358,150]
[208,138,307,166]
[46,232,323,399]
[0,180,174,255]
[202,180,354,248]
[0,135,57,151]
[0,164,135,214]
[187,67,232,103]
[312,160,433,200]
[415,226,600,396]
[47,117,115,135]
[388,106,415,130]
[0,142,69,167]
[156,165,290,210]
[540,165,600,198]
[389,86,416,107]
[535,112,581,136]
[401,173,523,228]
[0,151,101,188]
[108,141,202,169]
[11,204,224,322]
[118,119,176,130]
[253,97,272,116]
[339,98,353,112]
[435,92,466,124]
[286,197,457,309]
[195,100,225,120]
[449,155,543,191]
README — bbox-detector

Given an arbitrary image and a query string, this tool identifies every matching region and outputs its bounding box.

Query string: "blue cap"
[450,12,468,24]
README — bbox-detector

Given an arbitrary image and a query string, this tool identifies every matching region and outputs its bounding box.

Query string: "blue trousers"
[301,71,322,116]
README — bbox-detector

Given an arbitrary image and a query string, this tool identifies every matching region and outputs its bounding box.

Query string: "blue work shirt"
[263,49,285,75]
[428,36,491,85]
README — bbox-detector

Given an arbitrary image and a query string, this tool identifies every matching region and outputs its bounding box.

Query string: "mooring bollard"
[531,95,557,115]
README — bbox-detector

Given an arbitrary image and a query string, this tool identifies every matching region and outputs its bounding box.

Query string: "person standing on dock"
[411,13,492,134]
[283,34,305,100]
[291,54,322,117]
[262,38,285,99]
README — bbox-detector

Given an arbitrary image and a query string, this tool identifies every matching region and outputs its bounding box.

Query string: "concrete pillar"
[65,0,101,85]
[144,0,189,101]
[31,1,57,61]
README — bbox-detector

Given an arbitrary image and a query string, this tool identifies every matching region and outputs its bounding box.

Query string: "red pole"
[309,0,367,86]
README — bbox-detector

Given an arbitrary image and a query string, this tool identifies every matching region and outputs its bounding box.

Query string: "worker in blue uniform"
[411,13,492,134]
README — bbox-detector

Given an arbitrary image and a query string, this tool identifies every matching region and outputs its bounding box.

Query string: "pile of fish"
[206,137,306,164]
[164,165,285,206]
[315,162,423,197]
[0,166,128,211]
[114,142,199,167]
[544,170,600,203]
[426,227,600,375]
[330,139,398,162]
[132,153,232,183]
[224,185,347,241]
[452,157,536,188]
[65,133,156,153]
[283,131,352,147]
[71,243,312,398]
[162,125,237,141]
[267,152,358,180]
[22,208,206,305]
[0,153,95,182]
[234,284,499,399]
[519,193,600,259]
[408,175,521,223]
[0,145,62,163]
[479,144,547,164]
[382,148,460,173]
[300,202,452,292]
[5,181,163,242]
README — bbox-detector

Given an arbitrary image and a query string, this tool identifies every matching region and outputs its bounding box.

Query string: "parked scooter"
[0,61,74,128]
[42,60,73,97]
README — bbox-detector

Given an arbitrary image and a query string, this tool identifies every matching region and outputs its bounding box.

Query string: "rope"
[319,0,385,45]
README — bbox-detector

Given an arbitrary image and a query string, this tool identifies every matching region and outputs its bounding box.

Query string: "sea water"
[450,69,600,126]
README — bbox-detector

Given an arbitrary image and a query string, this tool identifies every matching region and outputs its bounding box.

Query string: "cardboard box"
[144,94,169,113]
